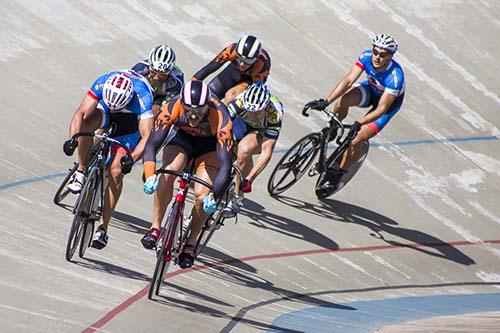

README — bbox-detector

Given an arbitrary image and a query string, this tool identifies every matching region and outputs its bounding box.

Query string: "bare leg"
[151,146,188,231]
[234,132,261,196]
[99,153,124,231]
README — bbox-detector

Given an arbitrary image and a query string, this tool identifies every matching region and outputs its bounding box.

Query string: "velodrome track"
[1,1,500,332]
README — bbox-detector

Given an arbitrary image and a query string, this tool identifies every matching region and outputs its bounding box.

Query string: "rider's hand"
[347,121,361,140]
[240,179,252,193]
[63,139,78,156]
[202,193,217,214]
[143,175,159,195]
[304,98,329,111]
[120,155,134,174]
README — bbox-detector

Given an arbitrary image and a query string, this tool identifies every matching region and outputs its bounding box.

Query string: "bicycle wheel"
[195,181,233,256]
[79,220,95,258]
[148,202,180,299]
[268,133,321,196]
[315,141,369,199]
[53,163,79,205]
[65,167,98,261]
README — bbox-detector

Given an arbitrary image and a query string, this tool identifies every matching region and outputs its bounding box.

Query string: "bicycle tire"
[54,163,79,205]
[79,220,94,258]
[315,141,369,199]
[148,202,180,299]
[65,167,98,261]
[268,133,321,196]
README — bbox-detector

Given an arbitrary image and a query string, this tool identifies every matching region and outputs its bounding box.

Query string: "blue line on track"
[268,293,500,333]
[1,135,498,191]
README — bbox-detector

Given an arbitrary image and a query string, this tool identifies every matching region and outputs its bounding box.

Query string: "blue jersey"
[355,49,405,98]
[87,70,154,120]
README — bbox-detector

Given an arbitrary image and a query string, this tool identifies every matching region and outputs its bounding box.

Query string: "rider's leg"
[99,151,125,232]
[234,132,261,197]
[185,152,218,248]
[332,86,364,120]
[151,145,188,231]
[339,125,376,170]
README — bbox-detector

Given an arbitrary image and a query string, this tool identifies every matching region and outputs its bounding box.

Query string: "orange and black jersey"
[143,96,233,198]
[193,43,271,83]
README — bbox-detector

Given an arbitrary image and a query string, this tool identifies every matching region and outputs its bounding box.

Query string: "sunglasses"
[372,49,391,58]
[236,55,257,65]
[183,104,208,116]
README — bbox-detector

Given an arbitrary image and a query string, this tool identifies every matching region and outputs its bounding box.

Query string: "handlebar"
[70,131,133,159]
[155,169,213,191]
[301,104,361,144]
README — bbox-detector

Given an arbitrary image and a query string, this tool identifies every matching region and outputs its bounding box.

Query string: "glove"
[304,98,329,111]
[240,179,252,193]
[63,139,78,156]
[347,121,361,140]
[120,155,134,174]
[143,175,160,195]
[202,193,217,214]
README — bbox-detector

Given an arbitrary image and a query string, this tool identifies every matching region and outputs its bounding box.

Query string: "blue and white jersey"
[87,70,154,120]
[355,49,405,98]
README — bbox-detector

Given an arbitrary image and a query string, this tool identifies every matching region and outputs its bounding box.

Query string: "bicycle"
[267,105,369,199]
[148,164,242,299]
[53,162,79,206]
[62,131,132,261]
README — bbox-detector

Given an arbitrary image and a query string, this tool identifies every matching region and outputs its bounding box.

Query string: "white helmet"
[102,73,134,110]
[237,35,262,60]
[148,45,176,73]
[371,34,398,53]
[243,82,271,112]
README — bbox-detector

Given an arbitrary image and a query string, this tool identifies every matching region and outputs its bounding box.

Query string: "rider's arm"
[246,137,276,183]
[68,94,100,138]
[192,44,235,81]
[360,92,397,124]
[142,101,178,179]
[130,117,153,162]
[325,63,363,105]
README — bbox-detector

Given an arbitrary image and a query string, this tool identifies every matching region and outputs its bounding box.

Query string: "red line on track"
[82,239,500,332]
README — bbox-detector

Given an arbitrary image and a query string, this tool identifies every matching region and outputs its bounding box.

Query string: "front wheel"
[65,167,98,261]
[148,203,180,299]
[54,163,79,206]
[267,133,321,196]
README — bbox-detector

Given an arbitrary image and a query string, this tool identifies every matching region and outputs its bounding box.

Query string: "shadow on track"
[272,195,475,266]
[238,198,339,250]
[73,257,150,282]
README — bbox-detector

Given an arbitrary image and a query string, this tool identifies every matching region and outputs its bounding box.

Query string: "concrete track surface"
[1,1,500,332]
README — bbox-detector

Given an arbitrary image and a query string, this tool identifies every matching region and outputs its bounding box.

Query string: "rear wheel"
[268,133,321,196]
[54,163,79,205]
[148,203,180,299]
[65,167,98,261]
[315,141,369,199]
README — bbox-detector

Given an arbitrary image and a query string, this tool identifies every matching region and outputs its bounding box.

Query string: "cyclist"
[141,80,233,269]
[305,33,405,189]
[192,35,271,103]
[222,82,284,218]
[132,44,184,116]
[63,71,154,249]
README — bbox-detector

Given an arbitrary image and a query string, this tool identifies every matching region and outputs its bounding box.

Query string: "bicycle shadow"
[197,247,257,274]
[155,262,355,332]
[315,197,475,266]
[110,211,150,234]
[236,198,339,250]
[73,257,150,282]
